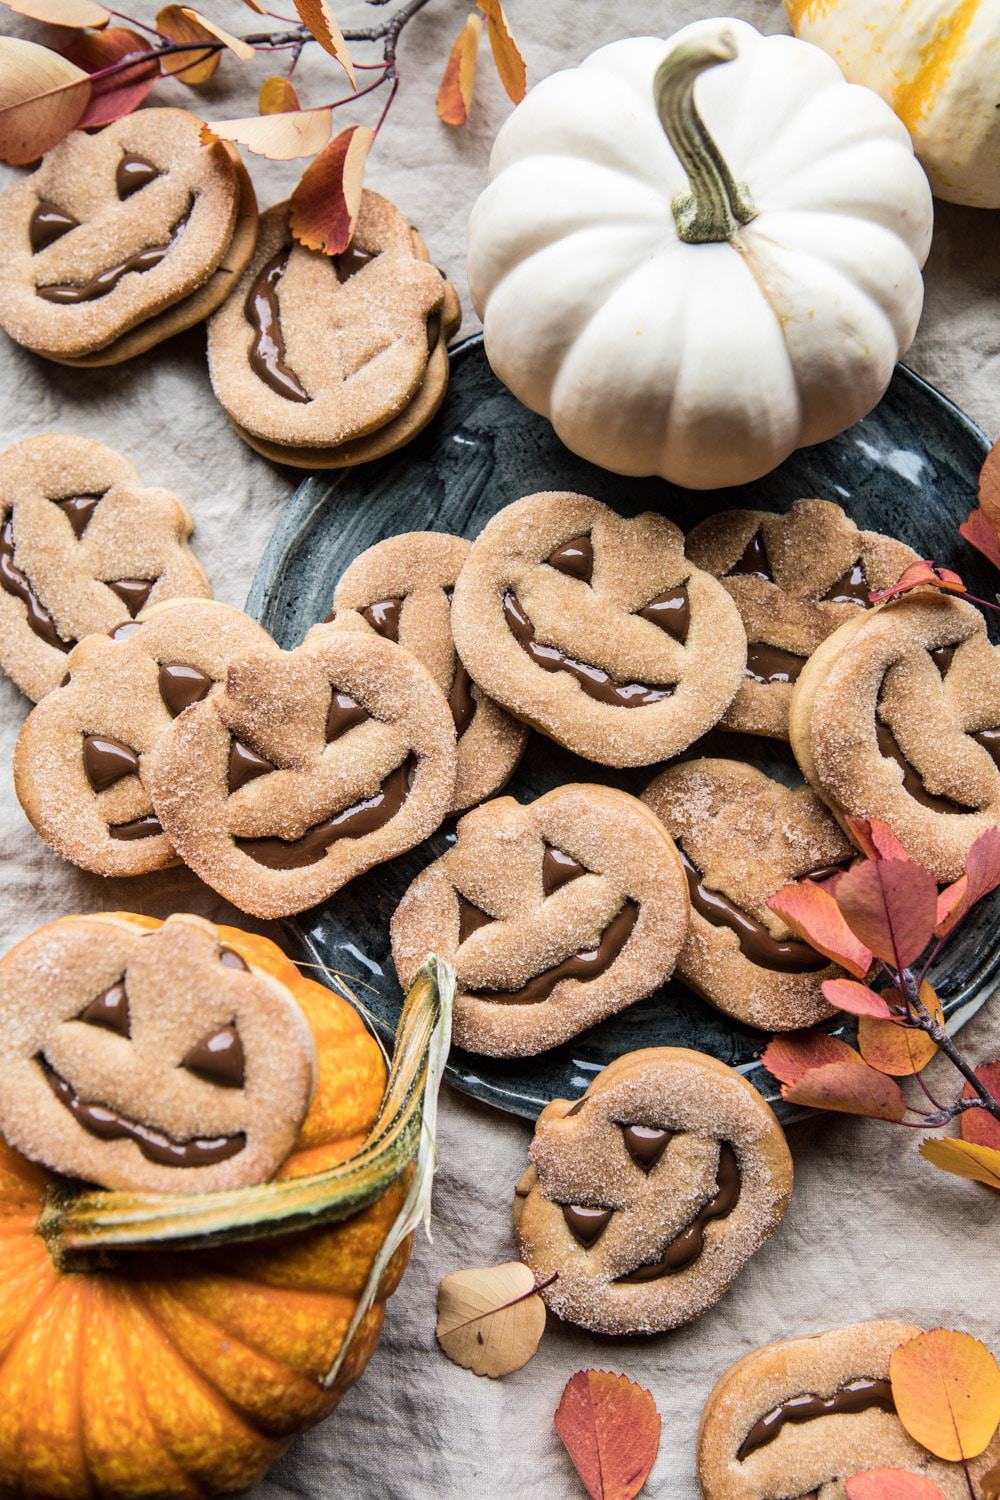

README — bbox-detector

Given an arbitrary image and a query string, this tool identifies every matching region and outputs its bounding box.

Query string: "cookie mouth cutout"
[744,643,806,685]
[469,899,639,1005]
[735,1376,895,1461]
[38,1055,246,1169]
[0,515,74,653]
[36,206,191,306]
[502,592,675,709]
[679,848,831,973]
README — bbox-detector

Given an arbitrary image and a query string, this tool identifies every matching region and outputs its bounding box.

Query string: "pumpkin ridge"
[0,1262,60,1381]
[0,1280,85,1495]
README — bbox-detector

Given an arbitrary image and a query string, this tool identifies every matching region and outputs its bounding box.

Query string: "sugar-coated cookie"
[642,759,855,1031]
[450,492,747,767]
[687,500,917,740]
[330,531,528,811]
[207,197,461,467]
[0,433,211,702]
[14,599,272,878]
[697,1321,1000,1499]
[790,592,1000,881]
[391,784,689,1056]
[0,912,316,1194]
[513,1048,792,1334]
[148,618,458,919]
[0,110,245,360]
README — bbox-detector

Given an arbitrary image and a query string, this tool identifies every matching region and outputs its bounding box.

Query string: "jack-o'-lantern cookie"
[642,760,856,1031]
[330,532,528,811]
[697,1321,1000,1499]
[0,110,256,363]
[392,785,689,1056]
[450,493,747,767]
[686,500,917,739]
[207,197,461,468]
[148,619,458,919]
[0,912,316,1194]
[14,599,272,877]
[790,592,1000,880]
[0,433,211,702]
[513,1048,792,1334]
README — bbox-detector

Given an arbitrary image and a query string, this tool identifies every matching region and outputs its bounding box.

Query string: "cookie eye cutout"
[53,492,106,539]
[678,846,829,973]
[235,755,415,870]
[1,516,74,653]
[228,738,277,792]
[471,900,639,1005]
[181,1023,246,1088]
[616,1142,741,1282]
[736,1376,895,1461]
[823,558,870,605]
[158,662,212,717]
[636,587,690,642]
[542,844,586,894]
[326,689,370,740]
[29,201,79,253]
[875,682,976,815]
[502,592,675,710]
[363,598,402,640]
[116,155,161,200]
[621,1123,672,1170]
[37,207,191,306]
[76,980,131,1038]
[83,733,140,793]
[561,1203,613,1245]
[725,530,773,582]
[546,535,593,583]
[106,578,156,617]
[458,895,494,943]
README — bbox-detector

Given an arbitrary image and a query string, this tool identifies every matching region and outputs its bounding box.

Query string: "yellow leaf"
[202,107,332,160]
[920,1136,1000,1190]
[858,982,942,1076]
[437,13,481,127]
[292,0,355,87]
[258,75,301,115]
[0,0,109,26]
[179,8,254,60]
[289,123,372,254]
[890,1329,1000,1462]
[0,35,89,165]
[477,0,526,103]
[436,1262,546,1378]
[156,5,220,83]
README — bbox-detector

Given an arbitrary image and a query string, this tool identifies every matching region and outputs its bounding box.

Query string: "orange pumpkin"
[0,914,437,1500]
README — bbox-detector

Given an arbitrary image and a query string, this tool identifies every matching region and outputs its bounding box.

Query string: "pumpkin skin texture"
[787,0,1000,209]
[467,18,933,490]
[0,915,410,1500]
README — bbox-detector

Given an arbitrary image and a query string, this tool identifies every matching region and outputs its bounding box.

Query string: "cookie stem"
[653,27,758,245]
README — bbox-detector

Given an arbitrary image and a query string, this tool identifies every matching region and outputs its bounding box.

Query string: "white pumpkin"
[787,0,1000,210]
[467,18,934,491]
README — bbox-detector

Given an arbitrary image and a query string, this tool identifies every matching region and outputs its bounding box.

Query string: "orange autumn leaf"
[920,1136,1000,1191]
[868,559,966,603]
[437,12,482,127]
[960,506,1000,572]
[890,1329,1000,1461]
[980,437,1000,533]
[156,5,222,83]
[258,75,301,115]
[478,0,526,103]
[936,827,1000,938]
[858,982,941,1076]
[845,1472,947,1500]
[202,108,332,159]
[768,880,872,979]
[763,1031,866,1087]
[961,1061,1000,1150]
[782,1059,908,1121]
[554,1370,660,1500]
[0,35,90,164]
[289,123,373,255]
[292,0,355,87]
[64,27,158,128]
[835,857,937,969]
[822,978,895,1019]
[845,816,912,864]
[1,0,108,24]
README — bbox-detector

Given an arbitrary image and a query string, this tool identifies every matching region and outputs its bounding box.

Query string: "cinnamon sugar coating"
[0,109,239,358]
[391,784,689,1056]
[513,1048,792,1334]
[790,593,1000,880]
[450,492,747,767]
[687,500,917,740]
[643,759,854,1031]
[331,531,528,811]
[698,1321,1000,1499]
[0,434,211,702]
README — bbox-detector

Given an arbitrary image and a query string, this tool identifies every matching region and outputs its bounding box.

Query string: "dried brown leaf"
[1,0,109,25]
[289,122,372,254]
[0,35,89,164]
[202,107,332,160]
[258,74,300,115]
[437,12,481,127]
[478,0,525,103]
[292,0,354,86]
[436,1261,546,1377]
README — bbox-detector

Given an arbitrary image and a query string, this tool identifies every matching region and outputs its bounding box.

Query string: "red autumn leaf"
[961,1061,1000,1150]
[554,1370,660,1500]
[980,437,1000,533]
[768,880,872,979]
[0,35,90,164]
[63,27,158,128]
[292,0,354,87]
[822,978,896,1018]
[763,1031,867,1087]
[960,507,1000,572]
[868,559,967,604]
[845,1471,947,1500]
[835,858,937,970]
[936,827,1000,938]
[437,12,482,127]
[289,123,373,255]
[845,816,912,864]
[477,0,526,103]
[782,1059,909,1121]
[858,982,941,1077]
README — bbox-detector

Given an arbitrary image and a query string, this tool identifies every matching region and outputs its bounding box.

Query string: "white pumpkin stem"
[654,29,757,244]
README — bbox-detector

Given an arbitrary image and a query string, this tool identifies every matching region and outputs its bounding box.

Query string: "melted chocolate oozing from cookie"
[326,690,370,741]
[727,532,773,581]
[547,536,593,583]
[245,249,311,404]
[236,755,413,870]
[107,578,154,617]
[823,561,870,606]
[639,588,690,642]
[543,846,586,895]
[622,1124,672,1170]
[562,1204,613,1246]
[228,739,277,793]
[618,1143,741,1281]
[30,202,78,253]
[37,210,190,304]
[77,982,130,1037]
[679,848,829,973]
[182,1025,245,1088]
[116,155,160,200]
[39,1057,245,1167]
[55,493,104,538]
[363,598,402,641]
[876,721,975,814]
[458,896,494,943]
[0,517,73,652]
[83,734,140,793]
[736,1377,896,1461]
[448,663,476,737]
[159,662,212,717]
[503,592,674,709]
[744,644,806,686]
[472,900,639,1005]
[109,813,163,841]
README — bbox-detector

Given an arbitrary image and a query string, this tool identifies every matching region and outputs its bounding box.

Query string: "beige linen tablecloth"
[1,3,998,1495]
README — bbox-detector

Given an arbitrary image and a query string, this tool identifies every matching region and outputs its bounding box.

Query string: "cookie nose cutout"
[76,981,131,1038]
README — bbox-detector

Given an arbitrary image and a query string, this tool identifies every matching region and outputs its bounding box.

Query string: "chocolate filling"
[326,690,369,741]
[181,1025,245,1088]
[37,210,189,304]
[458,896,494,943]
[876,721,974,814]
[235,755,413,870]
[618,1143,741,1281]
[639,588,689,643]
[726,532,773,581]
[228,739,276,793]
[77,981,130,1037]
[55,493,104,539]
[0,516,73,652]
[562,1204,612,1246]
[736,1377,895,1461]
[109,814,162,841]
[245,249,311,403]
[83,734,140,793]
[543,846,586,895]
[679,848,829,973]
[30,202,78,253]
[363,598,402,641]
[335,244,376,281]
[823,561,870,605]
[40,1056,245,1168]
[116,154,160,200]
[470,900,639,1005]
[503,592,673,708]
[107,578,154,617]
[744,643,806,686]
[158,662,212,717]
[547,535,593,583]
[931,644,956,677]
[622,1124,672,1170]
[448,663,477,737]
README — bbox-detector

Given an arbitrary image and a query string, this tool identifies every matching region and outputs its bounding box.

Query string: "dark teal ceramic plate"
[247,335,996,1122]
